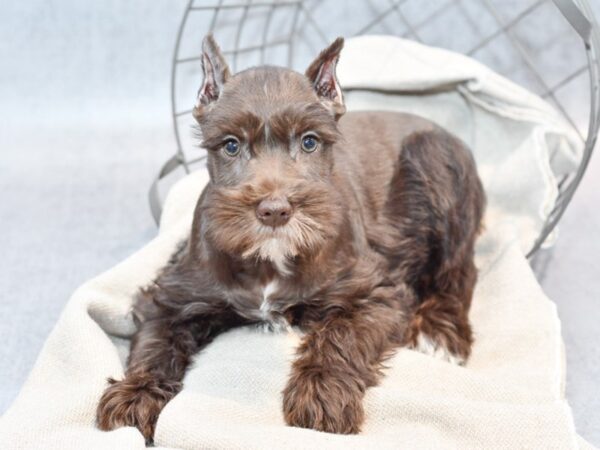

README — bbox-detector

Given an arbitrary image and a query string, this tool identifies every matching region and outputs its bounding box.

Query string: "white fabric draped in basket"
[339,35,582,253]
[0,36,588,449]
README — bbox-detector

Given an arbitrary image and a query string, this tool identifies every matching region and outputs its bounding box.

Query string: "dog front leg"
[282,296,408,434]
[96,309,240,443]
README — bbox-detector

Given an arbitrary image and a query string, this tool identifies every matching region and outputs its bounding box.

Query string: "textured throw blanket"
[0,36,589,449]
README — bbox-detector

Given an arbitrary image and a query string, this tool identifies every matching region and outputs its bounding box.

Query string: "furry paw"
[405,298,472,365]
[412,332,467,365]
[282,368,365,434]
[96,373,181,444]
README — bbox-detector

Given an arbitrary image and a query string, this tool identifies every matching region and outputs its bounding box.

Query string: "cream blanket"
[0,36,589,449]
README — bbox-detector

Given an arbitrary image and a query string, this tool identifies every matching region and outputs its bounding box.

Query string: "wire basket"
[150,0,600,257]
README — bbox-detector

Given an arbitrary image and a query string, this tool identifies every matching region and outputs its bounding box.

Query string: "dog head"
[193,35,346,274]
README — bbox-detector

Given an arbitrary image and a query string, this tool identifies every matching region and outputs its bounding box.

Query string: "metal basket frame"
[150,0,600,258]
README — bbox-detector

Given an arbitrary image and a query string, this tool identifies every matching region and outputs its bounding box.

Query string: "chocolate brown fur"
[97,35,485,442]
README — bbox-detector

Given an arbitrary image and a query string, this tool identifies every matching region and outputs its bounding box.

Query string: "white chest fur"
[258,280,289,332]
[259,280,278,320]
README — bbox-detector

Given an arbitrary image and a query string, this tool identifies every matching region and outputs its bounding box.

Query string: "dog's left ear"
[194,34,231,121]
[305,37,345,120]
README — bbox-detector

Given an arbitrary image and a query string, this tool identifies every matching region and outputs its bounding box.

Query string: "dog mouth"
[241,210,330,270]
[245,218,302,252]
[242,227,298,275]
[203,182,341,268]
[257,221,291,233]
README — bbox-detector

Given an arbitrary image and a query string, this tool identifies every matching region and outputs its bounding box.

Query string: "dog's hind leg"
[403,256,477,365]
[374,129,485,365]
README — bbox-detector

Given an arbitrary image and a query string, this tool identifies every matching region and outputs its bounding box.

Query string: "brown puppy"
[97,35,485,443]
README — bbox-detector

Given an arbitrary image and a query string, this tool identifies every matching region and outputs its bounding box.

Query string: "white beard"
[241,214,324,276]
[257,237,293,275]
[242,225,296,276]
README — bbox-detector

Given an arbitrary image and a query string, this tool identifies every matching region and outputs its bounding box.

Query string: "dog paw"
[96,373,181,444]
[405,300,472,366]
[282,368,364,434]
[412,332,467,365]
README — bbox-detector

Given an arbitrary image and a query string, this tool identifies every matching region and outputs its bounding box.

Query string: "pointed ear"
[305,37,345,119]
[193,34,231,120]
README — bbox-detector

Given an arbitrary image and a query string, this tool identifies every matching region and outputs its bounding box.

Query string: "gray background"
[0,0,598,445]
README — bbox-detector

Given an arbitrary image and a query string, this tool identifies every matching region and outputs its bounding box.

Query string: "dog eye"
[301,134,319,153]
[223,138,240,157]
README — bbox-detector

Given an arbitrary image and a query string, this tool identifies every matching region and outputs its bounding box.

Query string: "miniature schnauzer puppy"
[97,35,485,443]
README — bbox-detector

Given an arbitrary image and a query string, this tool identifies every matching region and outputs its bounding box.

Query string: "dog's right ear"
[194,34,231,120]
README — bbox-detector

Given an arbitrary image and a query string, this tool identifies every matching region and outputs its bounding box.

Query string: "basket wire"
[153,0,600,258]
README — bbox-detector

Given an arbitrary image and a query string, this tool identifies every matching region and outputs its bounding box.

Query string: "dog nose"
[256,197,292,227]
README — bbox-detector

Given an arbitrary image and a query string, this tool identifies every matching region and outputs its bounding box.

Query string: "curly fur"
[96,373,181,444]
